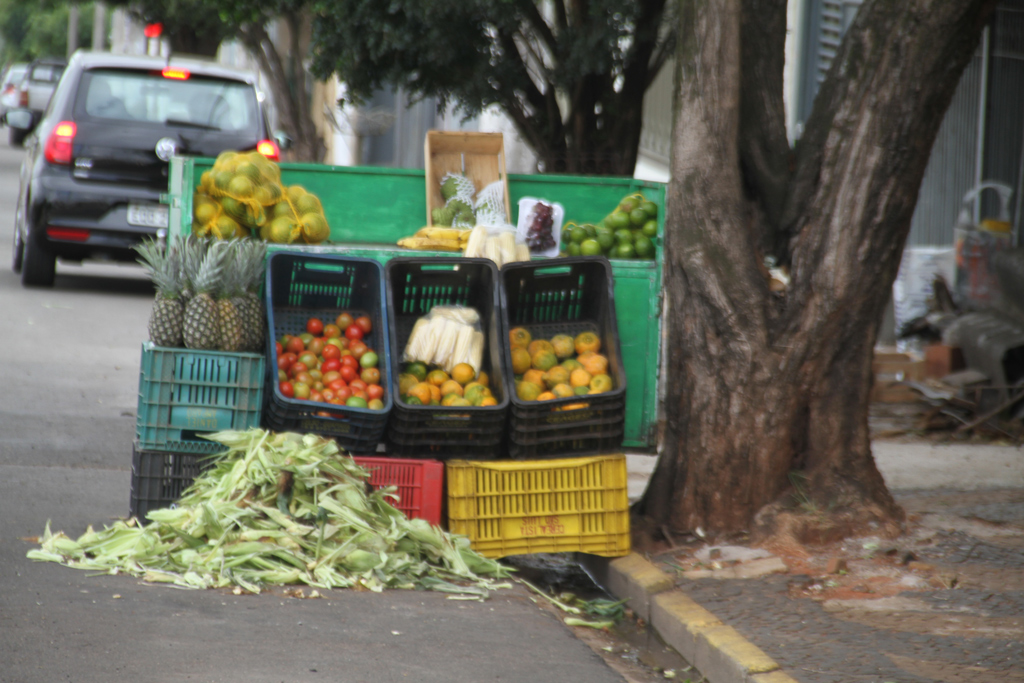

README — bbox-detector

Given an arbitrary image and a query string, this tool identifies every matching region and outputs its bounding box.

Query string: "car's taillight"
[257,139,280,161]
[18,88,27,107]
[44,121,76,165]
[161,67,190,80]
[46,226,90,242]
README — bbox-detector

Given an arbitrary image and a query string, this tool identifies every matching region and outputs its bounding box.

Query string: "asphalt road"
[0,137,634,683]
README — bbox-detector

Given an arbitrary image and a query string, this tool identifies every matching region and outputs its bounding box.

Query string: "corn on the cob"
[514,243,531,263]
[484,236,502,268]
[498,232,516,266]
[463,226,487,258]
[403,317,430,361]
[448,324,475,372]
[470,330,485,374]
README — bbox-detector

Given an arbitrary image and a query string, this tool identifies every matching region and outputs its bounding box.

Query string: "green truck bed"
[166,158,664,451]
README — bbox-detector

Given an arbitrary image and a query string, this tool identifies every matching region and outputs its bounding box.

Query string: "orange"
[451,363,476,386]
[405,361,428,382]
[427,369,450,386]
[528,339,554,357]
[574,385,590,396]
[550,334,575,359]
[569,368,592,388]
[407,382,432,405]
[522,368,546,387]
[463,381,484,394]
[536,391,556,401]
[516,381,543,401]
[511,347,532,375]
[441,393,462,406]
[477,371,490,388]
[574,331,601,355]
[398,373,419,396]
[589,374,613,393]
[440,379,464,397]
[448,397,472,407]
[480,396,498,406]
[464,384,487,405]
[509,327,532,349]
[428,384,442,403]
[560,358,583,373]
[552,383,574,398]
[542,365,570,389]
[531,349,558,372]
[580,353,608,376]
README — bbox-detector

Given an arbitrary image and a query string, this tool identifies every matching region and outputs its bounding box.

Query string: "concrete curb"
[580,553,801,683]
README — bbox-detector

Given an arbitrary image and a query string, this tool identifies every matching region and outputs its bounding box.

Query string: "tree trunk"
[238,22,326,163]
[638,0,997,543]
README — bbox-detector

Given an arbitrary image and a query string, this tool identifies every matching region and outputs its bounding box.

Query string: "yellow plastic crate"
[446,455,630,558]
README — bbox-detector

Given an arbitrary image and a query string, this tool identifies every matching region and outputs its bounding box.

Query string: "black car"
[8,50,283,287]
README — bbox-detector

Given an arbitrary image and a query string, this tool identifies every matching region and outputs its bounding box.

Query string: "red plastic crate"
[352,456,444,526]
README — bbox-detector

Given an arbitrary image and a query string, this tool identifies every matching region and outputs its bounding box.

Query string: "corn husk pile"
[27,429,511,596]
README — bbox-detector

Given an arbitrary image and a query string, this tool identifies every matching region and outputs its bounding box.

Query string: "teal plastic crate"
[136,342,265,454]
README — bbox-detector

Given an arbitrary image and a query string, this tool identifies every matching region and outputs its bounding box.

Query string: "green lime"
[642,219,658,238]
[618,196,639,214]
[641,200,658,220]
[406,361,428,382]
[574,385,590,396]
[615,243,635,259]
[561,225,573,244]
[596,227,615,251]
[634,234,654,258]
[567,241,582,257]
[607,211,630,231]
[629,207,647,227]
[583,223,597,238]
[595,219,607,230]
[580,238,602,256]
[614,228,633,245]
[570,225,587,244]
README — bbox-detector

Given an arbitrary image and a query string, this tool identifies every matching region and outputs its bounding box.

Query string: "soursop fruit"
[446,198,472,215]
[431,206,456,226]
[440,176,460,201]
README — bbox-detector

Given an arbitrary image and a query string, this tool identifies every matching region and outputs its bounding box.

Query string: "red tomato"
[310,390,324,402]
[323,324,341,339]
[366,383,384,401]
[322,370,341,385]
[294,371,314,387]
[328,378,348,392]
[352,389,368,401]
[275,341,283,356]
[277,354,292,371]
[281,352,297,367]
[306,318,324,336]
[321,388,336,402]
[298,352,319,369]
[345,324,364,342]
[340,365,358,383]
[340,355,359,369]
[360,367,381,385]
[320,358,341,374]
[349,378,367,393]
[279,381,295,398]
[288,362,309,378]
[349,341,368,360]
[278,369,287,382]
[334,385,352,402]
[286,336,305,354]
[354,315,372,334]
[329,398,346,405]
[321,344,341,361]
[336,312,354,331]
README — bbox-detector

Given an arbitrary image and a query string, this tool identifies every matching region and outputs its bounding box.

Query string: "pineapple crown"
[191,240,227,296]
[135,238,182,298]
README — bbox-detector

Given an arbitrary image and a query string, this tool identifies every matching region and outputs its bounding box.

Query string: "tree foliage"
[310,0,675,175]
[0,0,96,64]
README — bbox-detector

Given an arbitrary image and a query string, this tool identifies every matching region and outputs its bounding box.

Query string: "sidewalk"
[601,440,1024,683]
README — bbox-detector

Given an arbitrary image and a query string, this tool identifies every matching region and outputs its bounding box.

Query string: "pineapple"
[216,244,245,352]
[135,239,184,347]
[183,241,226,350]
[179,235,210,308]
[233,239,267,352]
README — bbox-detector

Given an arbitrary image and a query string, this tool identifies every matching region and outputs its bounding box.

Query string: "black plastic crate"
[384,257,510,458]
[263,252,392,454]
[129,443,215,519]
[499,257,626,458]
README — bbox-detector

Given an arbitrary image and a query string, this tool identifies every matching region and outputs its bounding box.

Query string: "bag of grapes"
[516,197,564,258]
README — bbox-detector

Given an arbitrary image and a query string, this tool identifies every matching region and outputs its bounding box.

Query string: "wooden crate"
[424,131,511,225]
[871,351,925,403]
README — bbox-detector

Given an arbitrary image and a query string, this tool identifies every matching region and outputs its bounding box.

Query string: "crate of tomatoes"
[263,252,392,453]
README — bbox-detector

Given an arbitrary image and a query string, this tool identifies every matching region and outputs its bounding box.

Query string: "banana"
[397,237,464,252]
[415,226,464,241]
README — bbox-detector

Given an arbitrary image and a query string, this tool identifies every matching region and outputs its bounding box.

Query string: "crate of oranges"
[500,257,626,459]
[384,258,509,458]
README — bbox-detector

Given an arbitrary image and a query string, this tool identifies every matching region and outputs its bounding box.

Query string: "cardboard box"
[924,344,965,379]
[424,131,510,225]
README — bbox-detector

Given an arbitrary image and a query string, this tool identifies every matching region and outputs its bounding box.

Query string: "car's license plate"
[127,203,169,229]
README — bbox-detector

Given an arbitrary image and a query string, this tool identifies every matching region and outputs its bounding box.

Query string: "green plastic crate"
[136,342,265,454]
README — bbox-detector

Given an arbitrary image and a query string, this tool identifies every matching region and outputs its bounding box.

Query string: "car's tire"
[21,232,56,287]
[8,126,26,148]
[11,225,24,274]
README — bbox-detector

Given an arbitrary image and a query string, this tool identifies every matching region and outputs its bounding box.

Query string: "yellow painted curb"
[750,670,803,683]
[610,553,675,595]
[653,590,722,629]
[701,624,780,674]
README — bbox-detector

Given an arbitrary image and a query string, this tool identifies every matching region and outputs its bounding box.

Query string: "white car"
[0,62,28,122]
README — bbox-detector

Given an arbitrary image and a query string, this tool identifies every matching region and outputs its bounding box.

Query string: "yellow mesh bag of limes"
[192,150,330,244]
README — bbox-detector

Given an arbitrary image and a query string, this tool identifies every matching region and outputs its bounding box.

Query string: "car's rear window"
[75,68,260,133]
[29,64,64,83]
